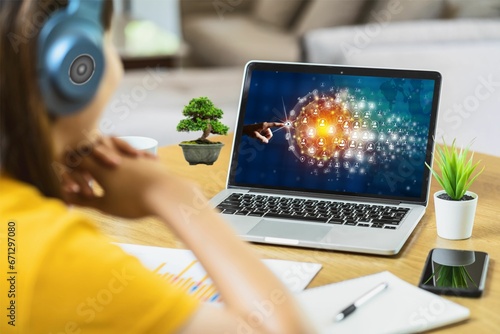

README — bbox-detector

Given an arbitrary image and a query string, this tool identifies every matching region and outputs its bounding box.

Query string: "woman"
[0,1,313,333]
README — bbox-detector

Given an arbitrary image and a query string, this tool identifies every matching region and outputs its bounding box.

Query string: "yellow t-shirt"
[0,175,199,333]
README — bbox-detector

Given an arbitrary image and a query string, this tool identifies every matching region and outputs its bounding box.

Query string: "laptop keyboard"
[216,193,410,230]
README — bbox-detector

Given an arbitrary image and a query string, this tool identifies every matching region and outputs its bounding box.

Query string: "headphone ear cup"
[38,7,105,116]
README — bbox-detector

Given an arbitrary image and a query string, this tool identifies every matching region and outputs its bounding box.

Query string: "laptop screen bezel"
[228,61,442,206]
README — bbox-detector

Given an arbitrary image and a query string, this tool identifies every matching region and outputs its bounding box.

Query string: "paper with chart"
[118,243,321,303]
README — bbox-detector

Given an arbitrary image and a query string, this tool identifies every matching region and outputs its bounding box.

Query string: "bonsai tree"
[425,139,484,201]
[176,97,229,144]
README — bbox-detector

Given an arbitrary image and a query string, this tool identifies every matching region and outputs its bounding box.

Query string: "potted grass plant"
[425,139,484,239]
[177,97,229,165]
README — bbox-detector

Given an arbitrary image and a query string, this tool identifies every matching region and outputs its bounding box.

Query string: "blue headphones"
[37,0,105,116]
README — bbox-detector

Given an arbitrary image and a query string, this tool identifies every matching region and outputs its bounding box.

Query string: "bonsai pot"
[179,142,224,165]
[434,190,478,240]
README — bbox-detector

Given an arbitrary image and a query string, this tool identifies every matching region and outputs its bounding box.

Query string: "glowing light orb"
[292,94,352,161]
[283,90,388,172]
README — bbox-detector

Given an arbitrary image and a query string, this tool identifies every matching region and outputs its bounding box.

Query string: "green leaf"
[426,138,483,200]
[464,165,485,193]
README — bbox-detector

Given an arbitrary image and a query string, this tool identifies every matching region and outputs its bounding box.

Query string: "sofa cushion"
[252,0,305,29]
[364,0,445,22]
[183,15,300,66]
[444,0,500,18]
[293,0,368,36]
[303,19,500,64]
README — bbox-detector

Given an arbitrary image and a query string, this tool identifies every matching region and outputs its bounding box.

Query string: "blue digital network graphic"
[279,87,429,183]
[237,70,435,198]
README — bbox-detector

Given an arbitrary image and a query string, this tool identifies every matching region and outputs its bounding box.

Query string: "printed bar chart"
[153,261,221,302]
[118,243,322,304]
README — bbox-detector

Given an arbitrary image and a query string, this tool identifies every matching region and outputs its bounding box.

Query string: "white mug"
[117,136,158,155]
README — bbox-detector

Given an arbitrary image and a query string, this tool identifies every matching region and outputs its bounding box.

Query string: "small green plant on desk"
[425,139,484,239]
[176,97,229,165]
[425,138,484,201]
[177,96,229,144]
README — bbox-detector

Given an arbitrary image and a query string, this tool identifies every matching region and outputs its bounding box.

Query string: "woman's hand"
[64,138,200,219]
[61,136,155,200]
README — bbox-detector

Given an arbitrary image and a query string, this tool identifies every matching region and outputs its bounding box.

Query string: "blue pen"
[334,281,389,322]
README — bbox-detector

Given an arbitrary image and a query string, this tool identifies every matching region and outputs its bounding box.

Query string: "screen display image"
[232,65,440,202]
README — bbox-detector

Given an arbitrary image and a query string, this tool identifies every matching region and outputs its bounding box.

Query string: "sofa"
[180,0,500,67]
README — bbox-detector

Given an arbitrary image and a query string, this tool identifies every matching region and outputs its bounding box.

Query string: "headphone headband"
[68,0,103,26]
[38,0,106,116]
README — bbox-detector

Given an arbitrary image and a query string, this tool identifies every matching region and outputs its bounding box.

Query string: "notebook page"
[296,271,469,333]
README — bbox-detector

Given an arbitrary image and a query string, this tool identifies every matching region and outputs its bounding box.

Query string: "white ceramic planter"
[434,190,478,240]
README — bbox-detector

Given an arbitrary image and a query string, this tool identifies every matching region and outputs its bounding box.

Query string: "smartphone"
[418,248,489,297]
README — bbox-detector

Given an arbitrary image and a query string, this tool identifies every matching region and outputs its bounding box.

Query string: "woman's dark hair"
[0,0,113,198]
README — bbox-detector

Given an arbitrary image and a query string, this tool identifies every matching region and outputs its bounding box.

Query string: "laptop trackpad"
[247,219,331,242]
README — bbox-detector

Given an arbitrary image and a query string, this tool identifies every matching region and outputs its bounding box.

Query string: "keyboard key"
[372,219,401,225]
[235,211,250,216]
[248,212,265,217]
[264,212,328,223]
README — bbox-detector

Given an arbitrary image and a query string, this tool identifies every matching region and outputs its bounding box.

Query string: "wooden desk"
[84,135,500,333]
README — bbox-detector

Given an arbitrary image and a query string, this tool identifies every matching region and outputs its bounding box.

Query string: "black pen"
[334,281,389,322]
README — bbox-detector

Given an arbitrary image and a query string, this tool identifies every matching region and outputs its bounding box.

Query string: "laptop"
[211,61,441,255]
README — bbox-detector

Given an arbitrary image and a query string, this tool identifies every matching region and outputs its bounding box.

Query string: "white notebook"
[296,271,470,333]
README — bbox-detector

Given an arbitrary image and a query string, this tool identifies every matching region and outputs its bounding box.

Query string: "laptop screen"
[230,62,441,204]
